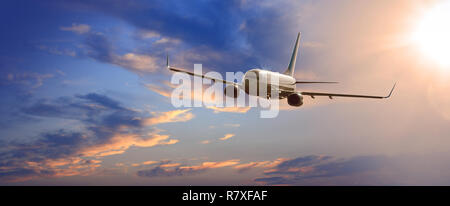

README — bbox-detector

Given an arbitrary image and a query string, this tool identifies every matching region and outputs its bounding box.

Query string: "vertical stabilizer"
[284,32,301,76]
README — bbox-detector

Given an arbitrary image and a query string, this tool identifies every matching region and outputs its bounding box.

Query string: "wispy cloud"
[137,159,240,178]
[233,158,287,173]
[145,82,251,114]
[3,71,54,89]
[83,31,162,74]
[200,140,211,144]
[219,133,235,141]
[144,109,194,126]
[206,106,251,114]
[253,155,392,185]
[131,160,158,167]
[113,53,159,73]
[224,123,240,127]
[37,45,77,57]
[79,130,178,158]
[60,23,91,34]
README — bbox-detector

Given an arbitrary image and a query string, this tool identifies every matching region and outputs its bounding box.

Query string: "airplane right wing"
[300,83,396,99]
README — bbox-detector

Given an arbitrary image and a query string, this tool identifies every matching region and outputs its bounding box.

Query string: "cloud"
[219,133,235,141]
[160,163,181,168]
[253,155,393,185]
[68,0,246,51]
[84,32,161,74]
[53,0,261,74]
[0,130,103,182]
[2,71,54,89]
[131,160,158,167]
[144,109,194,125]
[79,131,178,158]
[60,23,91,34]
[37,45,77,57]
[113,53,159,73]
[0,93,192,182]
[224,123,240,127]
[199,133,236,144]
[233,158,286,173]
[200,140,211,144]
[145,82,251,114]
[206,106,251,114]
[137,159,240,178]
[154,37,181,45]
[139,30,160,39]
[145,83,174,98]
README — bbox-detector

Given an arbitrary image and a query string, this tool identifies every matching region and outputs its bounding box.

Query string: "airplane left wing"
[300,83,396,99]
[166,55,239,87]
[168,67,239,87]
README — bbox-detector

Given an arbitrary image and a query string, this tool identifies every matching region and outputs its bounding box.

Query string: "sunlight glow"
[412,1,450,66]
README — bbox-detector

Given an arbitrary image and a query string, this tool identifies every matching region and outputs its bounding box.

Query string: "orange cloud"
[145,82,251,114]
[132,160,158,167]
[159,163,181,168]
[144,109,194,126]
[80,131,178,158]
[179,159,240,171]
[145,84,173,98]
[234,158,287,172]
[113,53,159,73]
[219,133,235,141]
[206,106,251,113]
[137,159,241,178]
[16,158,103,182]
[200,140,211,144]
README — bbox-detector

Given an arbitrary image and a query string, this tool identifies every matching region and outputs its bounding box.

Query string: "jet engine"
[287,93,303,107]
[224,85,239,98]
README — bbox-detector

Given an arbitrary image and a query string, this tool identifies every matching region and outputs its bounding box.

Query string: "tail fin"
[284,32,301,77]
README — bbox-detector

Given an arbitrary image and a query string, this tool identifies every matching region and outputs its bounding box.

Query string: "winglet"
[385,83,396,98]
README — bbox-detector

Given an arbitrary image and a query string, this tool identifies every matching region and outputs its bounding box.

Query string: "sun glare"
[412,1,450,66]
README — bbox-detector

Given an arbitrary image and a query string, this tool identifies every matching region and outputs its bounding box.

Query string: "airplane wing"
[168,67,239,86]
[300,83,396,99]
[295,81,338,84]
[166,55,239,87]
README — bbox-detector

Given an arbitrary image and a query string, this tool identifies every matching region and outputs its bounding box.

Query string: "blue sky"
[1,0,450,185]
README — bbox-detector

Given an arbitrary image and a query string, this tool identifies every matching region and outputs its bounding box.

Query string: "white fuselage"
[241,69,296,99]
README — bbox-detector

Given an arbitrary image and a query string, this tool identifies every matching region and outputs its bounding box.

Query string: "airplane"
[167,32,395,107]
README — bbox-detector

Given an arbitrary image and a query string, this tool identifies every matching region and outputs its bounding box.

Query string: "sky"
[1,0,450,185]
